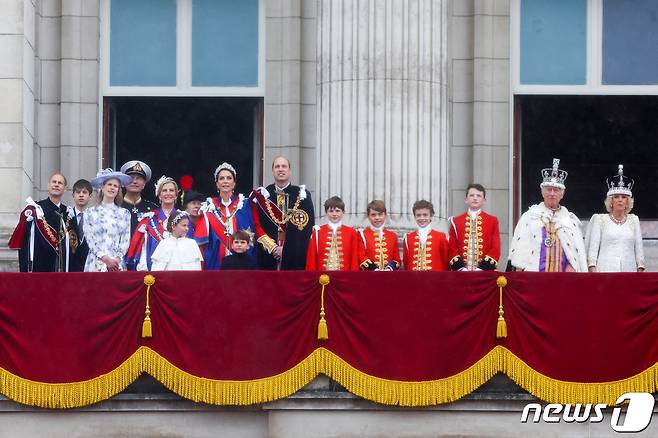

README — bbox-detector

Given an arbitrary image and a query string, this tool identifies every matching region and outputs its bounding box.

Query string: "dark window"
[518,95,658,219]
[105,97,262,203]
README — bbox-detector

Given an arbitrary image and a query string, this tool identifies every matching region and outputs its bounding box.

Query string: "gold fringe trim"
[3,346,658,408]
[315,348,500,406]
[141,348,319,405]
[0,348,146,408]
[499,346,658,405]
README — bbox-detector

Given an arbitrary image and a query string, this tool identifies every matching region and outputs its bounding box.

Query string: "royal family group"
[8,157,645,274]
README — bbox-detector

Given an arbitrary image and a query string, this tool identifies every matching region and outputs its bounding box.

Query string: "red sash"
[250,189,286,230]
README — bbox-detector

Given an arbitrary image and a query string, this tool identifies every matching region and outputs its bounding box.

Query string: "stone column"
[316,0,449,229]
[471,1,510,260]
[0,0,37,229]
[58,0,100,185]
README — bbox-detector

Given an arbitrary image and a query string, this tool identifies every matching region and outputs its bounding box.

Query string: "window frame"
[511,0,658,95]
[100,0,266,97]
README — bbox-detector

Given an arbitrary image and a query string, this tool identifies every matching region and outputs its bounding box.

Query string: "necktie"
[78,212,84,239]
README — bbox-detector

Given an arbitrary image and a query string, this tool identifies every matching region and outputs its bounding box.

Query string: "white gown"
[150,236,203,271]
[586,214,645,272]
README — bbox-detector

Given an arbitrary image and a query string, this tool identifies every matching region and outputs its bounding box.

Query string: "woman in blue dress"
[127,175,179,271]
[194,162,263,270]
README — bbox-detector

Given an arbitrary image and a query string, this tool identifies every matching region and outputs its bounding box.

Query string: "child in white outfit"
[151,211,203,271]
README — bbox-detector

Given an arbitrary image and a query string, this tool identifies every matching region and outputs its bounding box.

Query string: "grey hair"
[604,195,633,214]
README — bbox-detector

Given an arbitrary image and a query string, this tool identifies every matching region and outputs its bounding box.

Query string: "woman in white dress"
[586,165,645,272]
[83,169,132,272]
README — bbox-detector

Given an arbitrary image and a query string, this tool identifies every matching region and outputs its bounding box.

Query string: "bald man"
[9,173,78,272]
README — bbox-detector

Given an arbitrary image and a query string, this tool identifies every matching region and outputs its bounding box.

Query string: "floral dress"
[83,202,132,272]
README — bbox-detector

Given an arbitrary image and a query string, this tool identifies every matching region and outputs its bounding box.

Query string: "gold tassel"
[142,274,156,338]
[317,274,330,340]
[496,275,507,338]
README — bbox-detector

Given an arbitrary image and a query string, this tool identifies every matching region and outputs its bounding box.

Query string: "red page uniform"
[357,227,400,270]
[448,211,500,271]
[402,228,449,271]
[306,224,359,271]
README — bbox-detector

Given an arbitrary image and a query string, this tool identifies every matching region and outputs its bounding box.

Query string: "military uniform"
[120,160,158,235]
[122,197,158,235]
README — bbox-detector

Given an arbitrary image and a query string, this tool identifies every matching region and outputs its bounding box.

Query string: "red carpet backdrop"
[0,271,657,408]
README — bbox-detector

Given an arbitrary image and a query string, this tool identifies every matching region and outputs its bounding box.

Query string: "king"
[509,158,587,272]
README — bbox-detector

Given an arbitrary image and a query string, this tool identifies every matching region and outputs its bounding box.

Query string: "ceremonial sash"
[250,189,287,231]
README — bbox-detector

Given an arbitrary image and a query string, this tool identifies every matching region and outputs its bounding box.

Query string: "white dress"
[151,236,203,271]
[83,202,132,272]
[586,214,645,272]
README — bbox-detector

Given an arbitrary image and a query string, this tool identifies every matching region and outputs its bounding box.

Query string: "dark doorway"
[104,97,263,203]
[517,95,658,219]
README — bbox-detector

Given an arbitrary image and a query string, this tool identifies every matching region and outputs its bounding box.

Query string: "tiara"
[606,164,634,197]
[214,162,237,180]
[540,158,568,189]
[170,210,190,228]
[154,175,176,197]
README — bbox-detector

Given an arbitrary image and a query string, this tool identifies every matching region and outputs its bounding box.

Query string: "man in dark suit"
[250,157,315,270]
[68,179,92,272]
[9,173,77,272]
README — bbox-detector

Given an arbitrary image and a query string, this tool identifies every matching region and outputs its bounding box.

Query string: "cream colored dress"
[586,214,644,272]
[151,236,203,271]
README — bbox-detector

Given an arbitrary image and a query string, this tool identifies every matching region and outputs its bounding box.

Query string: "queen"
[586,165,645,272]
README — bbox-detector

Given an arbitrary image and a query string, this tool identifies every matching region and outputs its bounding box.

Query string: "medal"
[543,237,553,247]
[290,209,309,231]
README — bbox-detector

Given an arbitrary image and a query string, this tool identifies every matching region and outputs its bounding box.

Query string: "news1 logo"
[521,393,655,432]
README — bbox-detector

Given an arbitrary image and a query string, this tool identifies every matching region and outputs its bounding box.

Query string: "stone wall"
[450,0,511,265]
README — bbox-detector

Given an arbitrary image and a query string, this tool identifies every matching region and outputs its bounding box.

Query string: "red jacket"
[448,211,500,271]
[306,224,359,271]
[402,229,449,271]
[357,227,401,270]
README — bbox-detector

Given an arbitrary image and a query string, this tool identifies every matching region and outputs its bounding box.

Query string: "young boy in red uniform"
[403,200,449,271]
[448,184,500,271]
[358,200,400,270]
[306,196,358,271]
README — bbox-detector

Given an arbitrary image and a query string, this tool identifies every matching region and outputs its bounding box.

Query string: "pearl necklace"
[609,214,627,225]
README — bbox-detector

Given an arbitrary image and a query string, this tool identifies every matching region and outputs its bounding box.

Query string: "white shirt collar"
[468,209,481,220]
[370,224,384,234]
[417,224,432,245]
[275,182,291,191]
[328,221,342,232]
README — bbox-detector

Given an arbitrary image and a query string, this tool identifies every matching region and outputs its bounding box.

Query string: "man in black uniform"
[120,160,158,235]
[9,173,78,272]
[250,156,314,270]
